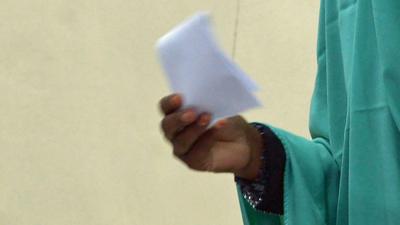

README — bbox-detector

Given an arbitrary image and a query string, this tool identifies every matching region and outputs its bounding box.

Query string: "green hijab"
[236,0,400,224]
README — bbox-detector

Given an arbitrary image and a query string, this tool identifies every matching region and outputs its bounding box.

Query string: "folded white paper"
[156,12,262,125]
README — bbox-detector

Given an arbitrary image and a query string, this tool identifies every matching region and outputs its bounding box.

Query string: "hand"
[158,93,264,180]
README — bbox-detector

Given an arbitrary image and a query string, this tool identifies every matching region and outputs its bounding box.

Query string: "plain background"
[0,0,319,224]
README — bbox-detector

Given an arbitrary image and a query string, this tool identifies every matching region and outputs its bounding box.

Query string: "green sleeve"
[237,1,400,224]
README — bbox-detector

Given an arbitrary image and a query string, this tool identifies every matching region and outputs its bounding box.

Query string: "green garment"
[236,0,400,225]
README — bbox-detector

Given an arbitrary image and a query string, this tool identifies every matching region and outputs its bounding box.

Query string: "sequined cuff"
[234,122,286,215]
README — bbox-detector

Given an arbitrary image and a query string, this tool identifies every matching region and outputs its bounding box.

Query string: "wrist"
[234,123,264,180]
[234,123,286,214]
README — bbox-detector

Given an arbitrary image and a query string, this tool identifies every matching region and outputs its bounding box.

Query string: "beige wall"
[0,0,319,224]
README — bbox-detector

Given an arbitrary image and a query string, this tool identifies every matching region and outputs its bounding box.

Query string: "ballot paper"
[156,12,262,125]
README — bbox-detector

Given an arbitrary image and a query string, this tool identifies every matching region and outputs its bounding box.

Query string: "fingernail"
[170,95,180,106]
[181,111,195,122]
[215,119,226,129]
[198,114,211,126]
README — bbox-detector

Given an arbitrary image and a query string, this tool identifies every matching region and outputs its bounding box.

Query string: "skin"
[159,93,264,180]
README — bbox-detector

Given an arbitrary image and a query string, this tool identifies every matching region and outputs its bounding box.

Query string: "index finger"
[159,93,182,115]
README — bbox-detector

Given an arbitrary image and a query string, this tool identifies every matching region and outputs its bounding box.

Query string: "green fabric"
[236,1,400,225]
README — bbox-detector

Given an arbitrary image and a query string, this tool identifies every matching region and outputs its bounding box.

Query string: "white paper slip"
[156,12,262,125]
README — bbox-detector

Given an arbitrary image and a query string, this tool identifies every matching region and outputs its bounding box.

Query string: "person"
[158,0,400,224]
